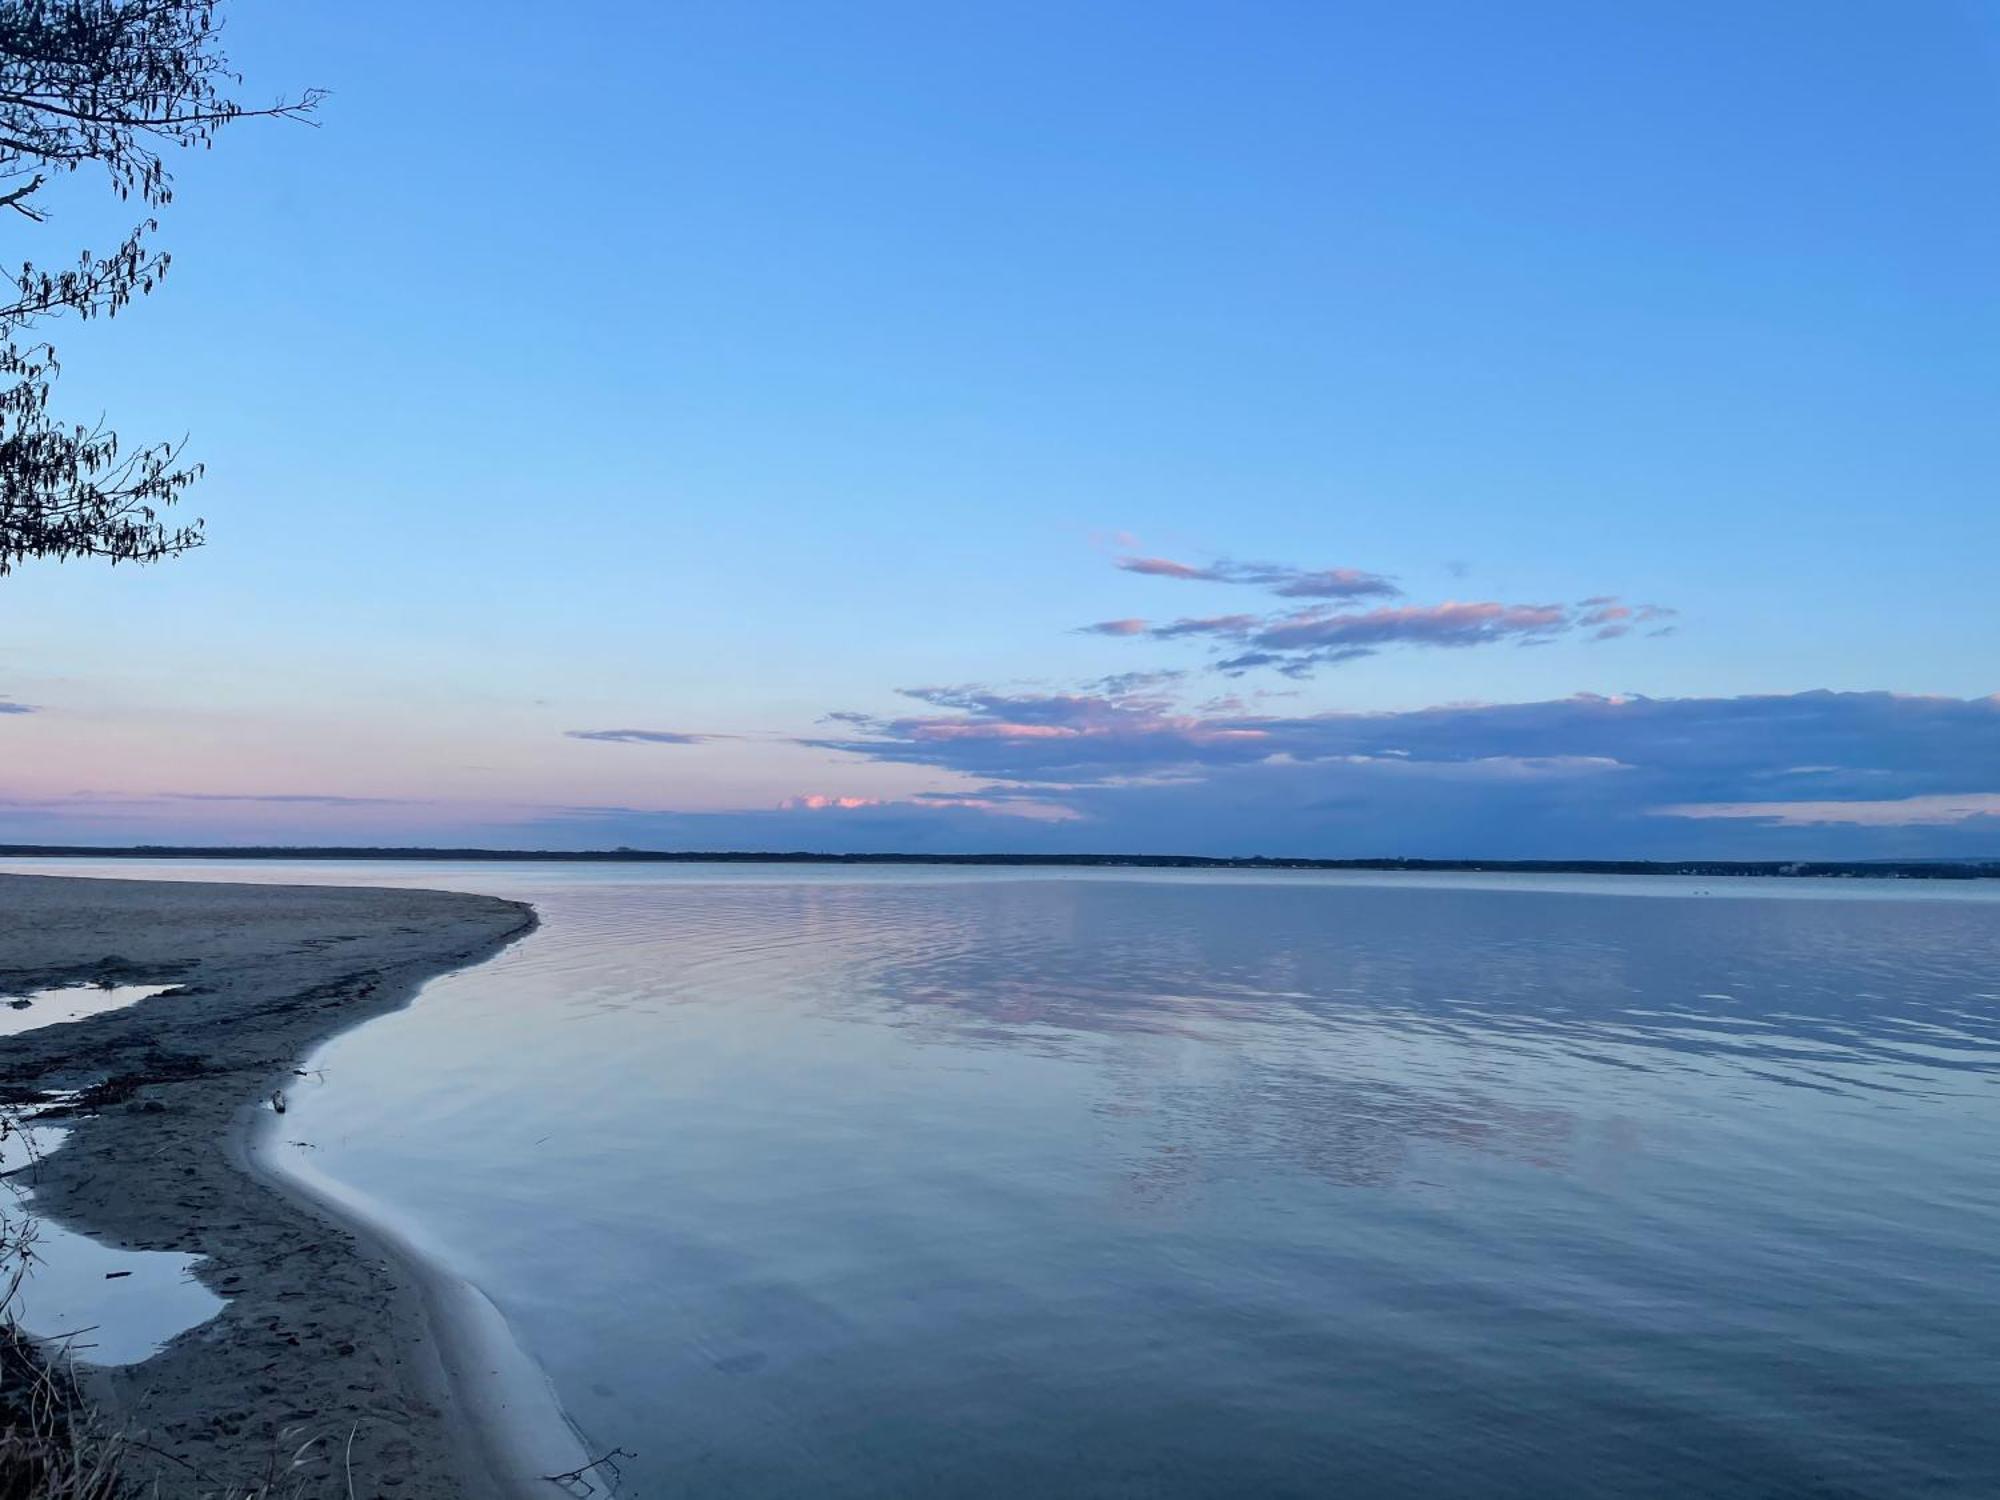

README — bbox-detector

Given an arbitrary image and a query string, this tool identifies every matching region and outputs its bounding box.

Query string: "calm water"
[11,863,2000,1497]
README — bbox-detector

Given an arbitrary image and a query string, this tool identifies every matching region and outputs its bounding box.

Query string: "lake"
[14,863,2000,1497]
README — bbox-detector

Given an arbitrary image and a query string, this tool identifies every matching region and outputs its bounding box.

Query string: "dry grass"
[4,1102,121,1499]
[3,1109,122,1500]
[0,1331,125,1500]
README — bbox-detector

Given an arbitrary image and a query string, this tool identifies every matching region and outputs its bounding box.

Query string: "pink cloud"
[1115,555,1400,601]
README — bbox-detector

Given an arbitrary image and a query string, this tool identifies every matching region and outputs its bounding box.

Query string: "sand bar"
[0,872,565,1498]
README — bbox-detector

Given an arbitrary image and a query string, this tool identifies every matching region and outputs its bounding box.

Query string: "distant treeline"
[2,845,1996,880]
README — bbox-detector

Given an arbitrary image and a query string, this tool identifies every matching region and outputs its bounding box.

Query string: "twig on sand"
[543,1446,635,1496]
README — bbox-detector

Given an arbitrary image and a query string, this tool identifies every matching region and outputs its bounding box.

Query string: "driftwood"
[543,1446,636,1497]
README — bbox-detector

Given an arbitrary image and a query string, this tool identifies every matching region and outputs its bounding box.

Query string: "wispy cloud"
[1656,793,2000,827]
[1116,555,1401,600]
[1097,548,1673,677]
[1084,669,1187,696]
[0,698,36,715]
[768,790,1083,820]
[158,791,416,806]
[911,785,1084,820]
[566,728,720,746]
[1252,600,1571,653]
[0,790,417,808]
[1577,598,1679,641]
[1149,613,1262,640]
[1116,599,1673,676]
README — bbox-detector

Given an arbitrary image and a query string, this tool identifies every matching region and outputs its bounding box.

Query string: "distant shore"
[3,845,1996,879]
[0,872,559,1499]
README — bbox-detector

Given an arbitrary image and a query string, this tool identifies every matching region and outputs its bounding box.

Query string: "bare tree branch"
[0,0,320,576]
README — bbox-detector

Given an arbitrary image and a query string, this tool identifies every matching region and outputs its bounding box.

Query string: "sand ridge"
[0,872,542,1499]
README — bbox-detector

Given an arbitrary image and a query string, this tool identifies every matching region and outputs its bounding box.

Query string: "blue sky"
[3,1,1997,855]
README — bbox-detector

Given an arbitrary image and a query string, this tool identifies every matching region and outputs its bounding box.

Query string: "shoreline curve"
[240,1039,597,1497]
[0,871,578,1498]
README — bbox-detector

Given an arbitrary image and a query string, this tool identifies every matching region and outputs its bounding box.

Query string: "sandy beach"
[0,872,544,1498]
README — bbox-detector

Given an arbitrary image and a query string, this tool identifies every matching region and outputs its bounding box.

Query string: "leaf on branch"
[0,0,318,574]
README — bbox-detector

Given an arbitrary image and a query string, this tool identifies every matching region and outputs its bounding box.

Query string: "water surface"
[9,862,2000,1496]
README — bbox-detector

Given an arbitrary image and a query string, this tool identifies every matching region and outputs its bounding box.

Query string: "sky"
[3,0,1998,858]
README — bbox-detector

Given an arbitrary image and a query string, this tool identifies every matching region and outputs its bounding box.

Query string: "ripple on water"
[8,862,2000,1496]
[244,871,2000,1500]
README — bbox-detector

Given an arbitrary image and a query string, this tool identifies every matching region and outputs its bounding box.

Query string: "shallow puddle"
[0,983,178,1040]
[3,1126,224,1365]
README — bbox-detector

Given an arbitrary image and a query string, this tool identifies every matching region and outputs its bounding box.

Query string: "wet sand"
[0,872,549,1498]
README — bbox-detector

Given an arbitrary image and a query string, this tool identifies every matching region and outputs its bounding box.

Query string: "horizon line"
[2,844,1996,879]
